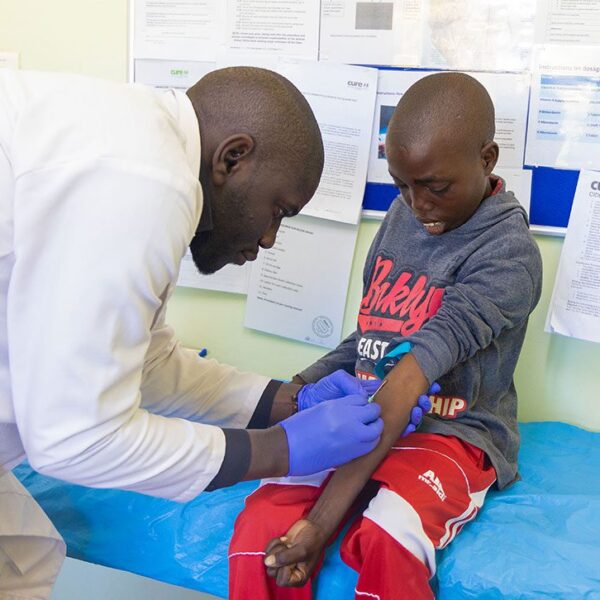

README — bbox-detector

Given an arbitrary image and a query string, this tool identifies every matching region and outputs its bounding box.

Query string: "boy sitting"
[228,72,543,599]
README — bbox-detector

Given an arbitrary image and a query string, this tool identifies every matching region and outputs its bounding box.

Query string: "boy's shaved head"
[385,72,499,236]
[389,72,495,157]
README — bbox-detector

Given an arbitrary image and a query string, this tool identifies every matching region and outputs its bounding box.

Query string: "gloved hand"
[281,394,383,476]
[358,379,441,437]
[296,370,365,411]
[402,382,441,437]
[358,378,382,396]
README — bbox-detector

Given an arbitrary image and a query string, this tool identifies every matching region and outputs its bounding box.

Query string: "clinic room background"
[1,0,599,434]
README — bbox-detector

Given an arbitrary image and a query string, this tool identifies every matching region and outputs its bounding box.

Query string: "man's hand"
[264,519,326,587]
[296,370,364,411]
[281,394,383,476]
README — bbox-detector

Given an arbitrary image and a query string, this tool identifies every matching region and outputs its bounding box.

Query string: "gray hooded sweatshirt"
[300,178,543,489]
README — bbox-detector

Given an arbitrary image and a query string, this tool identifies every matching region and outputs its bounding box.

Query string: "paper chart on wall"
[525,45,600,171]
[535,0,600,45]
[244,215,358,348]
[177,250,252,294]
[319,0,536,71]
[134,59,216,89]
[419,0,536,72]
[546,170,600,344]
[223,0,320,60]
[278,60,378,224]
[319,0,419,66]
[367,70,530,185]
[133,0,320,63]
[133,0,225,61]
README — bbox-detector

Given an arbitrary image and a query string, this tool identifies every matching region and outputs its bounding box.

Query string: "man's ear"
[481,141,499,176]
[211,134,255,187]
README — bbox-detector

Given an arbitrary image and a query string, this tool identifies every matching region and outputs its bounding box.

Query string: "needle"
[368,378,388,403]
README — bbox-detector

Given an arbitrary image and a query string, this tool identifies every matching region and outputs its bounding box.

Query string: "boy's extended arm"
[264,353,428,586]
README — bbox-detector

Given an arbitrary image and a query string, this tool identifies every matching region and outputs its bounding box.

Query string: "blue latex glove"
[358,379,382,396]
[281,394,383,476]
[401,382,441,437]
[359,379,441,437]
[296,370,365,411]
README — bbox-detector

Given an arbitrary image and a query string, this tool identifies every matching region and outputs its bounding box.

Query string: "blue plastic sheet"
[13,422,600,599]
[436,422,600,599]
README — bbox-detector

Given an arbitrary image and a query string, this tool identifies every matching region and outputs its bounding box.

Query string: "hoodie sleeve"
[409,230,542,384]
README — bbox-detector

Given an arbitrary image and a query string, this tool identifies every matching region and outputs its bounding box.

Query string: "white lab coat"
[0,70,270,597]
[0,469,66,599]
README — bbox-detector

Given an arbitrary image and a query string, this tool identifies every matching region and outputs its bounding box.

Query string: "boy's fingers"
[276,564,295,587]
[266,566,278,578]
[267,543,308,568]
[265,536,288,556]
[289,564,309,587]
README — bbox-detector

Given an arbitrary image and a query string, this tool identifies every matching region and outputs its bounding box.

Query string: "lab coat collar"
[166,89,213,234]
[178,91,213,233]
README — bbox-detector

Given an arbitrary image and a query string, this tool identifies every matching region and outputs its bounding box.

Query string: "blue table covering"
[14,422,600,599]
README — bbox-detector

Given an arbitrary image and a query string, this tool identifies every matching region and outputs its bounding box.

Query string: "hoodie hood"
[455,177,530,237]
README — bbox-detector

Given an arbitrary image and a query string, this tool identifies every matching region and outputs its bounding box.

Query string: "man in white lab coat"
[0,67,385,598]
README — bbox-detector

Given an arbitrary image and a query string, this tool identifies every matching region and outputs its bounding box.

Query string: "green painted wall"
[3,0,599,431]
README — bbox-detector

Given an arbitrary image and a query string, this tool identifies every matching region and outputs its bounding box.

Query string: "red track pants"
[229,433,496,599]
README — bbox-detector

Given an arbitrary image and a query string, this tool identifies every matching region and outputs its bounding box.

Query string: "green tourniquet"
[374,341,412,380]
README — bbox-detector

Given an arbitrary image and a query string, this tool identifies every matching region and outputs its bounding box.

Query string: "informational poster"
[535,0,600,45]
[420,0,536,72]
[525,45,600,170]
[279,60,378,224]
[367,70,530,185]
[244,215,358,348]
[134,59,216,89]
[127,0,600,346]
[320,0,536,71]
[177,250,252,294]
[366,69,425,185]
[546,170,600,343]
[319,0,417,66]
[223,0,320,59]
[133,0,225,61]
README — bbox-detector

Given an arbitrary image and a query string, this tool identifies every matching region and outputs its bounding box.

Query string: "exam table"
[13,422,600,599]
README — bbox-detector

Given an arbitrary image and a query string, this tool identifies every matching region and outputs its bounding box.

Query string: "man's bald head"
[388,72,495,158]
[187,67,324,194]
[185,67,325,274]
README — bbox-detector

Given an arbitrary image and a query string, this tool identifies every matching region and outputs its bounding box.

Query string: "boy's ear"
[211,133,255,187]
[481,141,499,176]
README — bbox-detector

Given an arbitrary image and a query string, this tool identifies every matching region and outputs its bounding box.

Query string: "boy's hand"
[264,519,326,587]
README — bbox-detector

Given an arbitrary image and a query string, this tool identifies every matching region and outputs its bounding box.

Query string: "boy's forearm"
[306,354,429,538]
